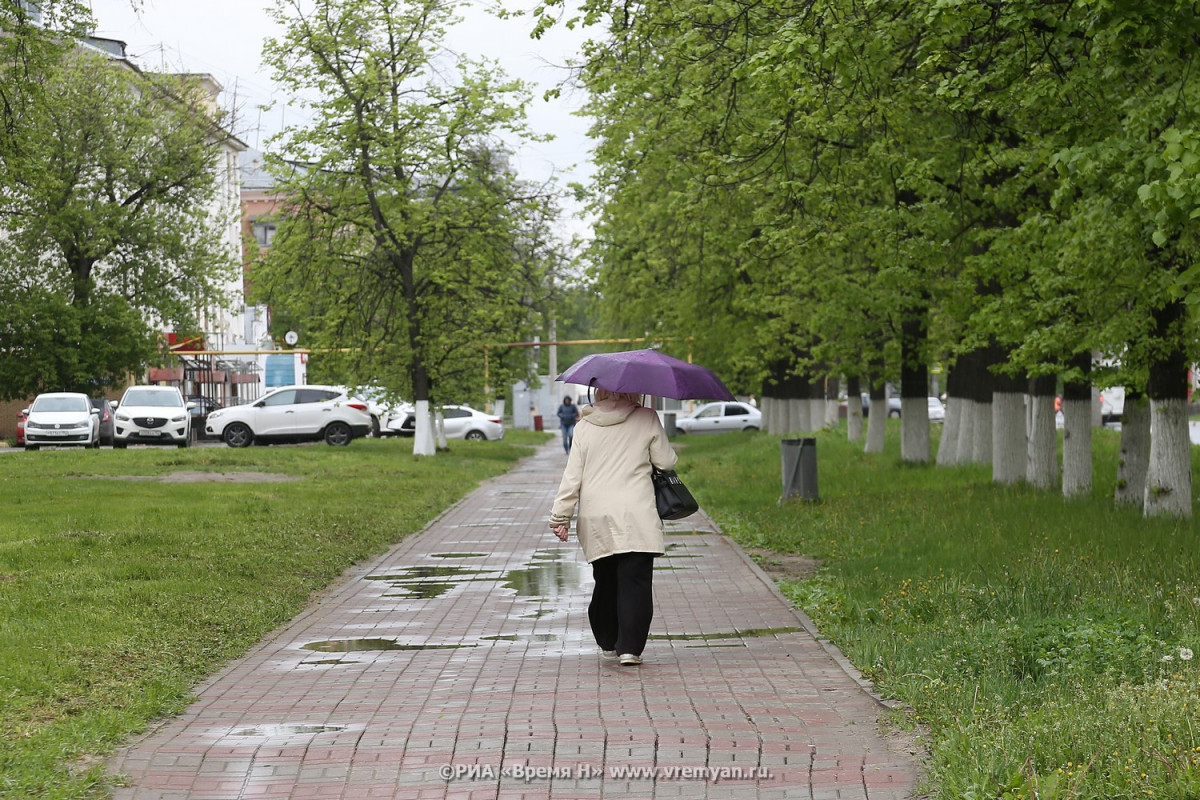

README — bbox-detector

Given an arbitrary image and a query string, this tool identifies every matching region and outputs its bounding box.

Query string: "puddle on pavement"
[228,724,346,737]
[519,609,555,619]
[649,626,804,641]
[299,659,359,666]
[302,639,476,652]
[429,552,488,559]
[504,549,584,599]
[665,530,709,536]
[367,565,498,599]
[482,633,562,642]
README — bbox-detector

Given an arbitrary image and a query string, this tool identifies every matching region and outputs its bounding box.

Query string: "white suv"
[113,386,191,448]
[204,385,372,447]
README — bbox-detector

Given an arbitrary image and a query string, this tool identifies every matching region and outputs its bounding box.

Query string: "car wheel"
[92,435,101,449]
[114,441,127,449]
[370,415,381,438]
[465,430,486,441]
[24,445,38,451]
[324,421,352,446]
[743,426,759,432]
[223,423,253,448]
[177,436,190,449]
[888,410,901,418]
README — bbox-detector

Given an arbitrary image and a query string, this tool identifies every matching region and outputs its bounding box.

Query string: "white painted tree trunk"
[991,391,1025,484]
[1115,397,1150,507]
[808,398,825,431]
[971,400,993,465]
[1026,394,1058,489]
[1061,398,1092,497]
[847,401,863,442]
[1144,397,1193,518]
[435,410,448,450]
[865,399,886,453]
[900,396,930,463]
[824,399,839,429]
[766,397,782,435]
[791,398,809,434]
[956,399,976,464]
[412,400,436,456]
[936,396,962,466]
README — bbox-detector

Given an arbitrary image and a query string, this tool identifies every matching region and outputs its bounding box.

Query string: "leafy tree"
[257,0,563,454]
[0,31,238,399]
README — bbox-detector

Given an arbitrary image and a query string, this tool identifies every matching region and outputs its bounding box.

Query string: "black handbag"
[651,466,699,520]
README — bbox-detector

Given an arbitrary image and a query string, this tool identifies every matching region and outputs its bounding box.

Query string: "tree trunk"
[1026,375,1058,489]
[865,380,886,454]
[1144,299,1192,518]
[412,399,436,456]
[1115,391,1150,507]
[936,364,960,466]
[1061,353,1092,498]
[846,375,863,442]
[900,311,930,463]
[991,362,1026,484]
[824,375,840,428]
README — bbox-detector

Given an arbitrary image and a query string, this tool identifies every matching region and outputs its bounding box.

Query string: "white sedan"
[387,404,504,440]
[23,392,100,450]
[675,401,761,434]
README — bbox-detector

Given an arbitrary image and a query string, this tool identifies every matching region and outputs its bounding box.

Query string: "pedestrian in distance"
[556,394,580,453]
[548,388,677,666]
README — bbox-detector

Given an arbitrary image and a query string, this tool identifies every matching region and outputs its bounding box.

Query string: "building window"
[252,221,276,248]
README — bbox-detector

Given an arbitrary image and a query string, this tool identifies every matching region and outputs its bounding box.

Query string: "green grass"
[677,425,1200,799]
[0,432,550,798]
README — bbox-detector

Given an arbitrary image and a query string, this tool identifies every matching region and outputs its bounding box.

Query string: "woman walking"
[548,389,677,666]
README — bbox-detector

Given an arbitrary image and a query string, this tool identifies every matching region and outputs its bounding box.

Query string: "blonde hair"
[594,388,642,406]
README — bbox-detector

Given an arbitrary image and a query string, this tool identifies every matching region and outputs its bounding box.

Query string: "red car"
[15,408,26,446]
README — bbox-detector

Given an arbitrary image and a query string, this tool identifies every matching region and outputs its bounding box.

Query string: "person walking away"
[556,395,580,453]
[548,389,677,666]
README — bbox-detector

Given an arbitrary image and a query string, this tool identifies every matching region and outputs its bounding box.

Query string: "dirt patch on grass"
[744,548,819,581]
[99,471,299,483]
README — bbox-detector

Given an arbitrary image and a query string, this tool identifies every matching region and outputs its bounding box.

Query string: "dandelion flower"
[1180,647,1194,661]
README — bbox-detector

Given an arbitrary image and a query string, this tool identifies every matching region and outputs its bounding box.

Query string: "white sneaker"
[618,653,643,666]
[600,650,618,660]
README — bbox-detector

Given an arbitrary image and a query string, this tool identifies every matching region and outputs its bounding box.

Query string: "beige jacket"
[548,398,678,563]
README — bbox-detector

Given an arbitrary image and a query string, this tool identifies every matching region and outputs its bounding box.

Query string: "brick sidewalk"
[109,440,922,799]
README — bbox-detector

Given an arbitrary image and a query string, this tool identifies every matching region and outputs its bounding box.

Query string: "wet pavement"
[108,440,921,799]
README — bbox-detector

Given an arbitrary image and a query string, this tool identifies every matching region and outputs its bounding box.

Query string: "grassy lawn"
[678,424,1200,799]
[0,432,549,799]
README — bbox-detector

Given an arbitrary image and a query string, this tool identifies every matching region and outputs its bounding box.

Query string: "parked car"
[113,385,191,448]
[337,385,408,437]
[386,404,503,440]
[89,397,115,446]
[927,396,946,423]
[15,408,26,446]
[383,401,418,436]
[23,392,100,450]
[204,385,372,447]
[860,393,904,418]
[186,396,223,439]
[675,401,762,434]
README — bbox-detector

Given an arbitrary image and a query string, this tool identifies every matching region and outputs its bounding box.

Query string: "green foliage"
[0,36,236,398]
[678,428,1200,799]
[0,434,544,796]
[256,0,569,407]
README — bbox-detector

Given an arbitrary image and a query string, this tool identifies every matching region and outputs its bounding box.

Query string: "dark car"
[186,397,223,439]
[89,397,115,446]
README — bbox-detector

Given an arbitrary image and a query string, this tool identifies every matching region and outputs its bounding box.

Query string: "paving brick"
[107,440,921,798]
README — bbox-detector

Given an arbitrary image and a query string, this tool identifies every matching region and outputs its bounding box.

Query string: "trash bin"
[781,437,818,502]
[663,411,677,438]
[533,415,543,432]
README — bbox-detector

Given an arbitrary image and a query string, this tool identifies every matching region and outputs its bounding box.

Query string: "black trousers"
[588,552,656,656]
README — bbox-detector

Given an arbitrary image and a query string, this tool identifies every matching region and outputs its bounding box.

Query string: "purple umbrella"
[557,348,735,401]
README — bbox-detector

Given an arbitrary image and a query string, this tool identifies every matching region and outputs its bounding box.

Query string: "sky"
[85,0,597,238]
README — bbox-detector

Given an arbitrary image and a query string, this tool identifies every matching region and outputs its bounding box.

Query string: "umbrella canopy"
[557,348,735,401]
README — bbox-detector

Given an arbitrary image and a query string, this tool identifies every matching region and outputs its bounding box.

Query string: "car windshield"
[32,396,88,413]
[123,390,182,408]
